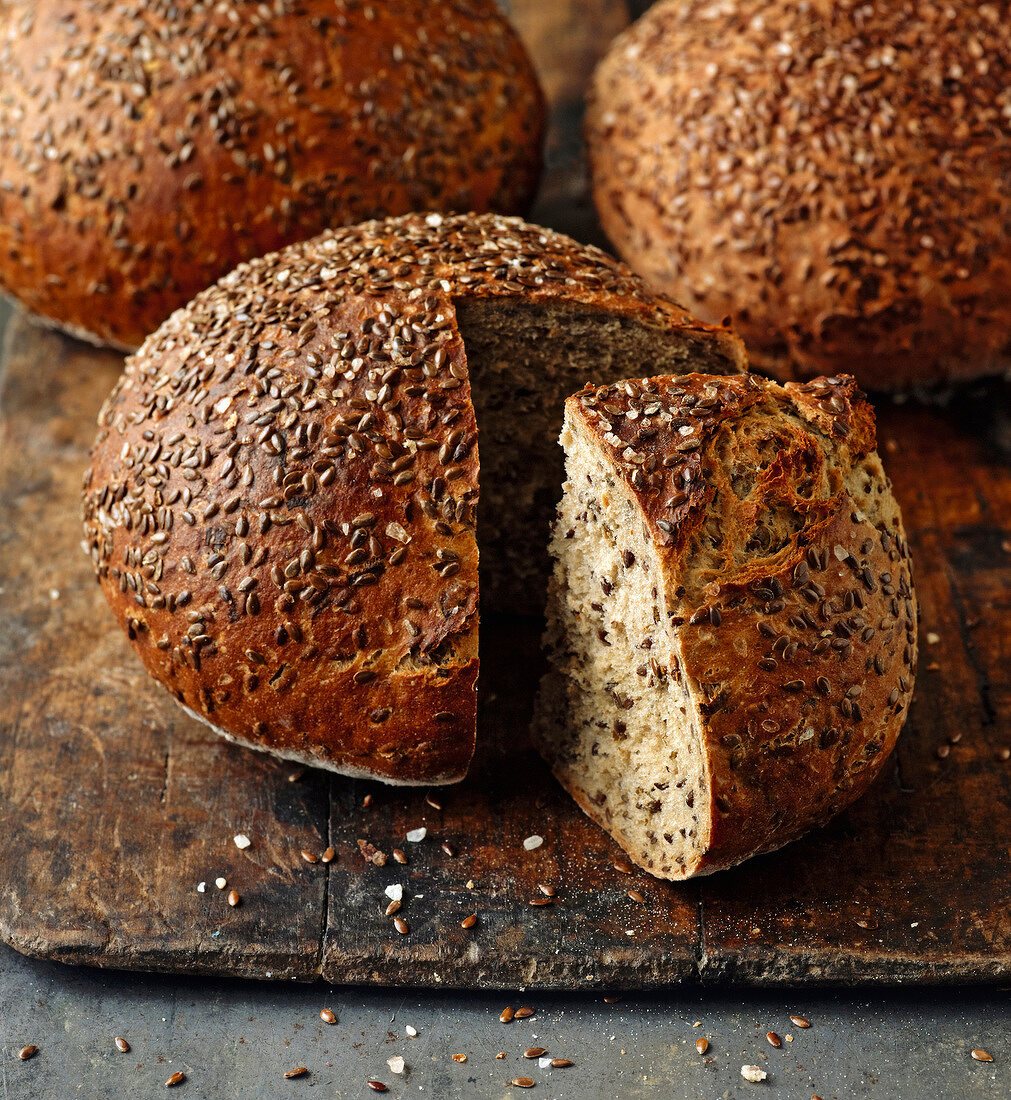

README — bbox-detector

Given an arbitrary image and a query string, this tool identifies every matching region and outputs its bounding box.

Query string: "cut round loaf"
[81,212,745,784]
[586,0,1011,390]
[0,0,544,351]
[535,372,917,876]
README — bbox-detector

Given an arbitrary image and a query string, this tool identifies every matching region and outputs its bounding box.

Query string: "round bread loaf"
[0,0,544,351]
[81,212,745,784]
[586,0,1011,390]
[536,372,917,877]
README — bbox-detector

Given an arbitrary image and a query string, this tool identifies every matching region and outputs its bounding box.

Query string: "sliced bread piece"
[535,373,917,877]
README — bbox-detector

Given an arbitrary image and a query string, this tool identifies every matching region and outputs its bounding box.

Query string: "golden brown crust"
[82,212,743,784]
[587,0,1011,390]
[566,372,917,874]
[0,0,545,350]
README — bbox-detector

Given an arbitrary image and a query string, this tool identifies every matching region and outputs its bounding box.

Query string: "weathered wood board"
[2,0,1011,988]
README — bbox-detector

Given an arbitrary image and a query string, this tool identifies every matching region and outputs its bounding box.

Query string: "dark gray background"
[1,296,1008,1098]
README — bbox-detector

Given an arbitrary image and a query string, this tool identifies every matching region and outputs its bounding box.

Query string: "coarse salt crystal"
[385,884,403,902]
[406,827,427,843]
[538,1057,552,1068]
[405,1025,418,1037]
[523,835,543,851]
[196,882,206,893]
[233,834,251,850]
[387,1055,405,1074]
[741,1065,767,1083]
[215,877,227,889]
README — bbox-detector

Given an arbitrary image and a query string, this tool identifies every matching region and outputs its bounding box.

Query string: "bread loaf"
[535,372,916,876]
[82,212,745,784]
[586,0,1011,390]
[0,0,544,351]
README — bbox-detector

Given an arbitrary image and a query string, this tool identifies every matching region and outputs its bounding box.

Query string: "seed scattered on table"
[288,769,305,783]
[320,1008,337,1025]
[392,849,408,864]
[613,860,634,874]
[695,1038,708,1055]
[166,1071,185,1087]
[321,847,336,863]
[500,1006,515,1023]
[550,1058,574,1068]
[227,889,240,907]
[529,897,553,907]
[524,1047,547,1058]
[790,1015,811,1028]
[741,1064,767,1082]
[510,1078,535,1088]
[362,794,373,808]
[385,899,402,916]
[441,841,456,857]
[496,1052,506,1059]
[452,1053,467,1063]
[767,1031,782,1048]
[997,748,1010,761]
[366,1081,388,1092]
[393,917,409,934]
[515,1007,534,1019]
[284,1067,308,1079]
[461,913,478,929]
[936,743,950,759]
[603,995,622,1004]
[18,1045,38,1061]
[627,890,645,903]
[537,884,555,897]
[301,849,318,863]
[972,1049,994,1062]
[425,793,443,810]
[114,1036,130,1053]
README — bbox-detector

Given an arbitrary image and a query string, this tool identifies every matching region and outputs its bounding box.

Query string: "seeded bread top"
[81,212,743,782]
[0,0,545,349]
[567,373,916,870]
[587,0,1011,388]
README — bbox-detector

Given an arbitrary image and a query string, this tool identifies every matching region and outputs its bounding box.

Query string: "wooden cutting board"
[2,0,1011,988]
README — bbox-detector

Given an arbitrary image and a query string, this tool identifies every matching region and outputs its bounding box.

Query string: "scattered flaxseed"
[999,748,1011,761]
[366,1081,388,1093]
[115,1037,130,1053]
[166,1071,185,1087]
[767,1031,782,1048]
[627,890,646,903]
[524,1047,547,1058]
[387,1056,405,1075]
[425,793,443,810]
[613,860,634,874]
[790,1015,811,1029]
[321,847,336,863]
[496,1052,506,1059]
[461,913,478,929]
[227,890,240,907]
[936,743,950,759]
[550,1059,574,1068]
[603,995,622,1004]
[529,897,553,907]
[301,849,319,863]
[393,917,410,934]
[972,1049,994,1062]
[362,794,373,809]
[284,1067,308,1079]
[288,770,305,783]
[515,1007,534,1019]
[393,849,408,865]
[452,1053,467,1063]
[233,834,251,850]
[695,1038,708,1054]
[522,836,543,851]
[320,1009,337,1025]
[18,1045,38,1061]
[385,900,402,917]
[500,1006,515,1023]
[441,841,456,857]
[537,884,556,897]
[741,1065,767,1083]
[510,1078,535,1088]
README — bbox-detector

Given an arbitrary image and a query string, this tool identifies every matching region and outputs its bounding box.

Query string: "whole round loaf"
[81,212,745,784]
[0,0,544,351]
[536,372,917,877]
[586,0,1011,390]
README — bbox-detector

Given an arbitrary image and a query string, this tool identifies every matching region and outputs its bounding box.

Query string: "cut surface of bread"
[535,373,917,877]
